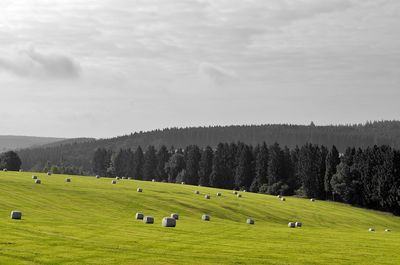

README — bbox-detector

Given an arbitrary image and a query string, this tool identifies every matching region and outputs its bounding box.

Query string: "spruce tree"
[199,146,213,187]
[143,146,157,181]
[156,145,170,181]
[133,146,144,180]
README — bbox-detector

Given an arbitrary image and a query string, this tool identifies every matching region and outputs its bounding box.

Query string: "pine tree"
[185,145,201,185]
[324,145,340,199]
[234,144,254,190]
[250,143,269,192]
[132,146,144,180]
[143,146,157,181]
[156,145,170,181]
[199,146,213,186]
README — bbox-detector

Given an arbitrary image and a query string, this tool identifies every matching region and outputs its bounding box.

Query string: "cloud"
[0,48,81,79]
[199,62,236,85]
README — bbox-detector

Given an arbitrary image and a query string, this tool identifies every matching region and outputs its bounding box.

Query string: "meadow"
[0,171,399,265]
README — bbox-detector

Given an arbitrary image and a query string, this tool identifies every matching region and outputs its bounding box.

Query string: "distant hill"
[17,121,400,173]
[0,135,66,152]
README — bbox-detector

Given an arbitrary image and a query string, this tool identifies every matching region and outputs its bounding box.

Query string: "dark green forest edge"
[11,120,400,216]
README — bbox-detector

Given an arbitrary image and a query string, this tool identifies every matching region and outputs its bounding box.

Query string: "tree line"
[18,120,400,172]
[93,142,400,216]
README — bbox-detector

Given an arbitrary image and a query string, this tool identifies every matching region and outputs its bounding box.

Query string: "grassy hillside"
[0,171,399,265]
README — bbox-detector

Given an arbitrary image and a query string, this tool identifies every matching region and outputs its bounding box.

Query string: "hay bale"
[202,214,210,221]
[137,188,143,192]
[135,212,144,220]
[115,177,120,180]
[152,179,155,182]
[111,180,117,184]
[243,190,247,193]
[128,177,132,180]
[10,211,22,220]
[310,198,315,202]
[281,197,286,201]
[3,168,7,172]
[204,194,210,199]
[194,190,200,194]
[288,222,296,228]
[162,217,176,227]
[181,182,185,185]
[47,172,52,176]
[32,175,37,180]
[96,175,100,179]
[277,195,282,199]
[385,229,391,232]
[216,192,222,196]
[35,179,41,184]
[233,191,238,195]
[246,219,255,225]
[295,222,302,228]
[143,216,154,224]
[369,228,375,232]
[65,178,71,183]
[19,169,23,172]
[237,194,242,198]
[171,213,179,220]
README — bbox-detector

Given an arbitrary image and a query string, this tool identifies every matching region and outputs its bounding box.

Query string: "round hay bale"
[19,169,23,172]
[216,192,222,196]
[204,194,210,199]
[152,179,156,182]
[3,168,7,172]
[281,197,286,201]
[65,178,71,183]
[10,211,22,220]
[295,222,302,228]
[243,190,247,193]
[111,180,117,184]
[369,228,375,232]
[288,222,296,228]
[162,217,176,227]
[277,195,282,199]
[143,216,154,224]
[115,177,120,180]
[47,172,52,176]
[385,229,391,232]
[35,179,41,184]
[233,191,238,195]
[237,194,242,198]
[128,177,132,180]
[135,212,144,220]
[96,175,100,179]
[171,213,179,220]
[246,219,255,225]
[310,198,315,202]
[32,175,37,180]
[137,188,143,192]
[202,214,210,221]
[194,190,200,194]
[181,182,185,185]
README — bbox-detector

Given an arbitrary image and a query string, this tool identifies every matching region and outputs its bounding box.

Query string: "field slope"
[0,171,399,265]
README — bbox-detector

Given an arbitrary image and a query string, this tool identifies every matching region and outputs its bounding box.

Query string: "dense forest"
[17,121,400,172]
[89,142,400,216]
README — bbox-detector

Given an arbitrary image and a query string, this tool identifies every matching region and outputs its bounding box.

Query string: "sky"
[0,0,399,138]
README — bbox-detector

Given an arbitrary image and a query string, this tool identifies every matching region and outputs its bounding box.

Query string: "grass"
[0,171,399,265]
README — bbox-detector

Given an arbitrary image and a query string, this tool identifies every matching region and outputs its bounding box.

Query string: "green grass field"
[0,171,399,265]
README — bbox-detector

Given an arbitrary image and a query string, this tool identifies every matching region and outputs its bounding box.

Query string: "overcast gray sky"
[0,0,399,138]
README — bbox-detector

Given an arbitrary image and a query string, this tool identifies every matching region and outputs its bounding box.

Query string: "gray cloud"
[0,48,81,79]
